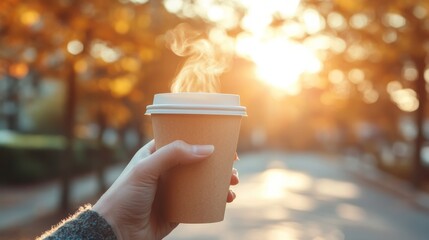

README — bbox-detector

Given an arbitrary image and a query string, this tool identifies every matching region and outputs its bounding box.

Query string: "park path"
[166,151,429,240]
[1,150,429,239]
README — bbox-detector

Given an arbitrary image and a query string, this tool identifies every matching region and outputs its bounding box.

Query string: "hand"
[92,140,239,240]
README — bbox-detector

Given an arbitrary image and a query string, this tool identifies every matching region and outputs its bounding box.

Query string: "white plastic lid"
[145,93,247,116]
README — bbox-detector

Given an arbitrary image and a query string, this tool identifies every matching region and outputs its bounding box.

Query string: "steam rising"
[167,23,228,93]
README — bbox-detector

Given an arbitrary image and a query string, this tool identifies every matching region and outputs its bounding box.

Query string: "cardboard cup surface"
[151,114,242,223]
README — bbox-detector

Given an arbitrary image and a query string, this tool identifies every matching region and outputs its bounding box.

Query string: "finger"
[122,140,156,175]
[234,152,239,161]
[147,139,156,154]
[131,140,155,161]
[133,140,214,183]
[226,189,236,203]
[230,168,239,185]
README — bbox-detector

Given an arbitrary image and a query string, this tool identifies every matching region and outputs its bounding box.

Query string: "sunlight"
[254,39,321,94]
[302,8,325,34]
[259,168,313,200]
[327,12,347,30]
[236,2,323,94]
[163,0,183,14]
[163,0,322,94]
[390,88,419,112]
[265,226,300,240]
[261,169,289,199]
[244,0,301,18]
[236,34,321,94]
[283,192,316,211]
[315,179,360,199]
[263,204,289,220]
[242,224,301,240]
[336,203,366,221]
[240,0,301,33]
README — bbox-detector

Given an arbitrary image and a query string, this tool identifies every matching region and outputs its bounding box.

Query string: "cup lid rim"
[145,93,247,116]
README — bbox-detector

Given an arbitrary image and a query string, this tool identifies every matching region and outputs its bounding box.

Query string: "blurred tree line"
[301,0,429,187]
[222,0,429,188]
[1,0,429,210]
[168,0,429,187]
[0,0,186,210]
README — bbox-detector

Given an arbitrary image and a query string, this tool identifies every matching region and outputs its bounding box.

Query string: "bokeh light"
[20,9,40,26]
[90,40,121,63]
[67,40,84,55]
[2,1,429,239]
[9,63,29,78]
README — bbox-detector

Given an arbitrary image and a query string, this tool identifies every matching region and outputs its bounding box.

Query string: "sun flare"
[162,0,323,94]
[236,35,322,94]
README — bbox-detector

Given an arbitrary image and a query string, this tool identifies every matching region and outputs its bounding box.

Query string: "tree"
[165,0,429,186]
[0,0,183,210]
[303,0,429,187]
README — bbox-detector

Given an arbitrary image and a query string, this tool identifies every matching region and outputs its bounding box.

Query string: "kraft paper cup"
[146,93,246,223]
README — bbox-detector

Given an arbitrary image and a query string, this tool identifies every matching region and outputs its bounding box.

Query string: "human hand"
[92,140,239,240]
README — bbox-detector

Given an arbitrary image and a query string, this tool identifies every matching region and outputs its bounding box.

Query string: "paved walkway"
[1,151,429,240]
[166,151,429,240]
[0,164,124,231]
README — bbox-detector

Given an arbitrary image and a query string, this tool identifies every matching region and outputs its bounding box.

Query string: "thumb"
[132,140,214,183]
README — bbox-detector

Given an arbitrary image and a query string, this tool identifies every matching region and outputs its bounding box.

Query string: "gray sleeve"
[40,209,117,240]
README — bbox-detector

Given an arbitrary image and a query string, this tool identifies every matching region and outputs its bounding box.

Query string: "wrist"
[93,198,123,240]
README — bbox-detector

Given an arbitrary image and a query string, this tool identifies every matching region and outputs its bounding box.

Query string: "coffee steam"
[166,23,228,93]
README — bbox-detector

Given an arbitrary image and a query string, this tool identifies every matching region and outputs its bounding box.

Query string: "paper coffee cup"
[146,92,246,223]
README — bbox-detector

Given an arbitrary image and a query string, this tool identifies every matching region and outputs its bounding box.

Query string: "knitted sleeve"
[38,205,117,240]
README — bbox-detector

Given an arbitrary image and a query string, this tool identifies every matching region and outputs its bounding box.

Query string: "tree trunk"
[413,56,426,188]
[96,108,107,196]
[60,64,76,212]
[5,75,19,131]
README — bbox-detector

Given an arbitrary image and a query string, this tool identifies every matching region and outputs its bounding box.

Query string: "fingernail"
[192,145,214,156]
[231,190,236,199]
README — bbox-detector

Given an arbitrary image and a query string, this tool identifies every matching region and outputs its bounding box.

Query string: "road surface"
[166,151,429,240]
